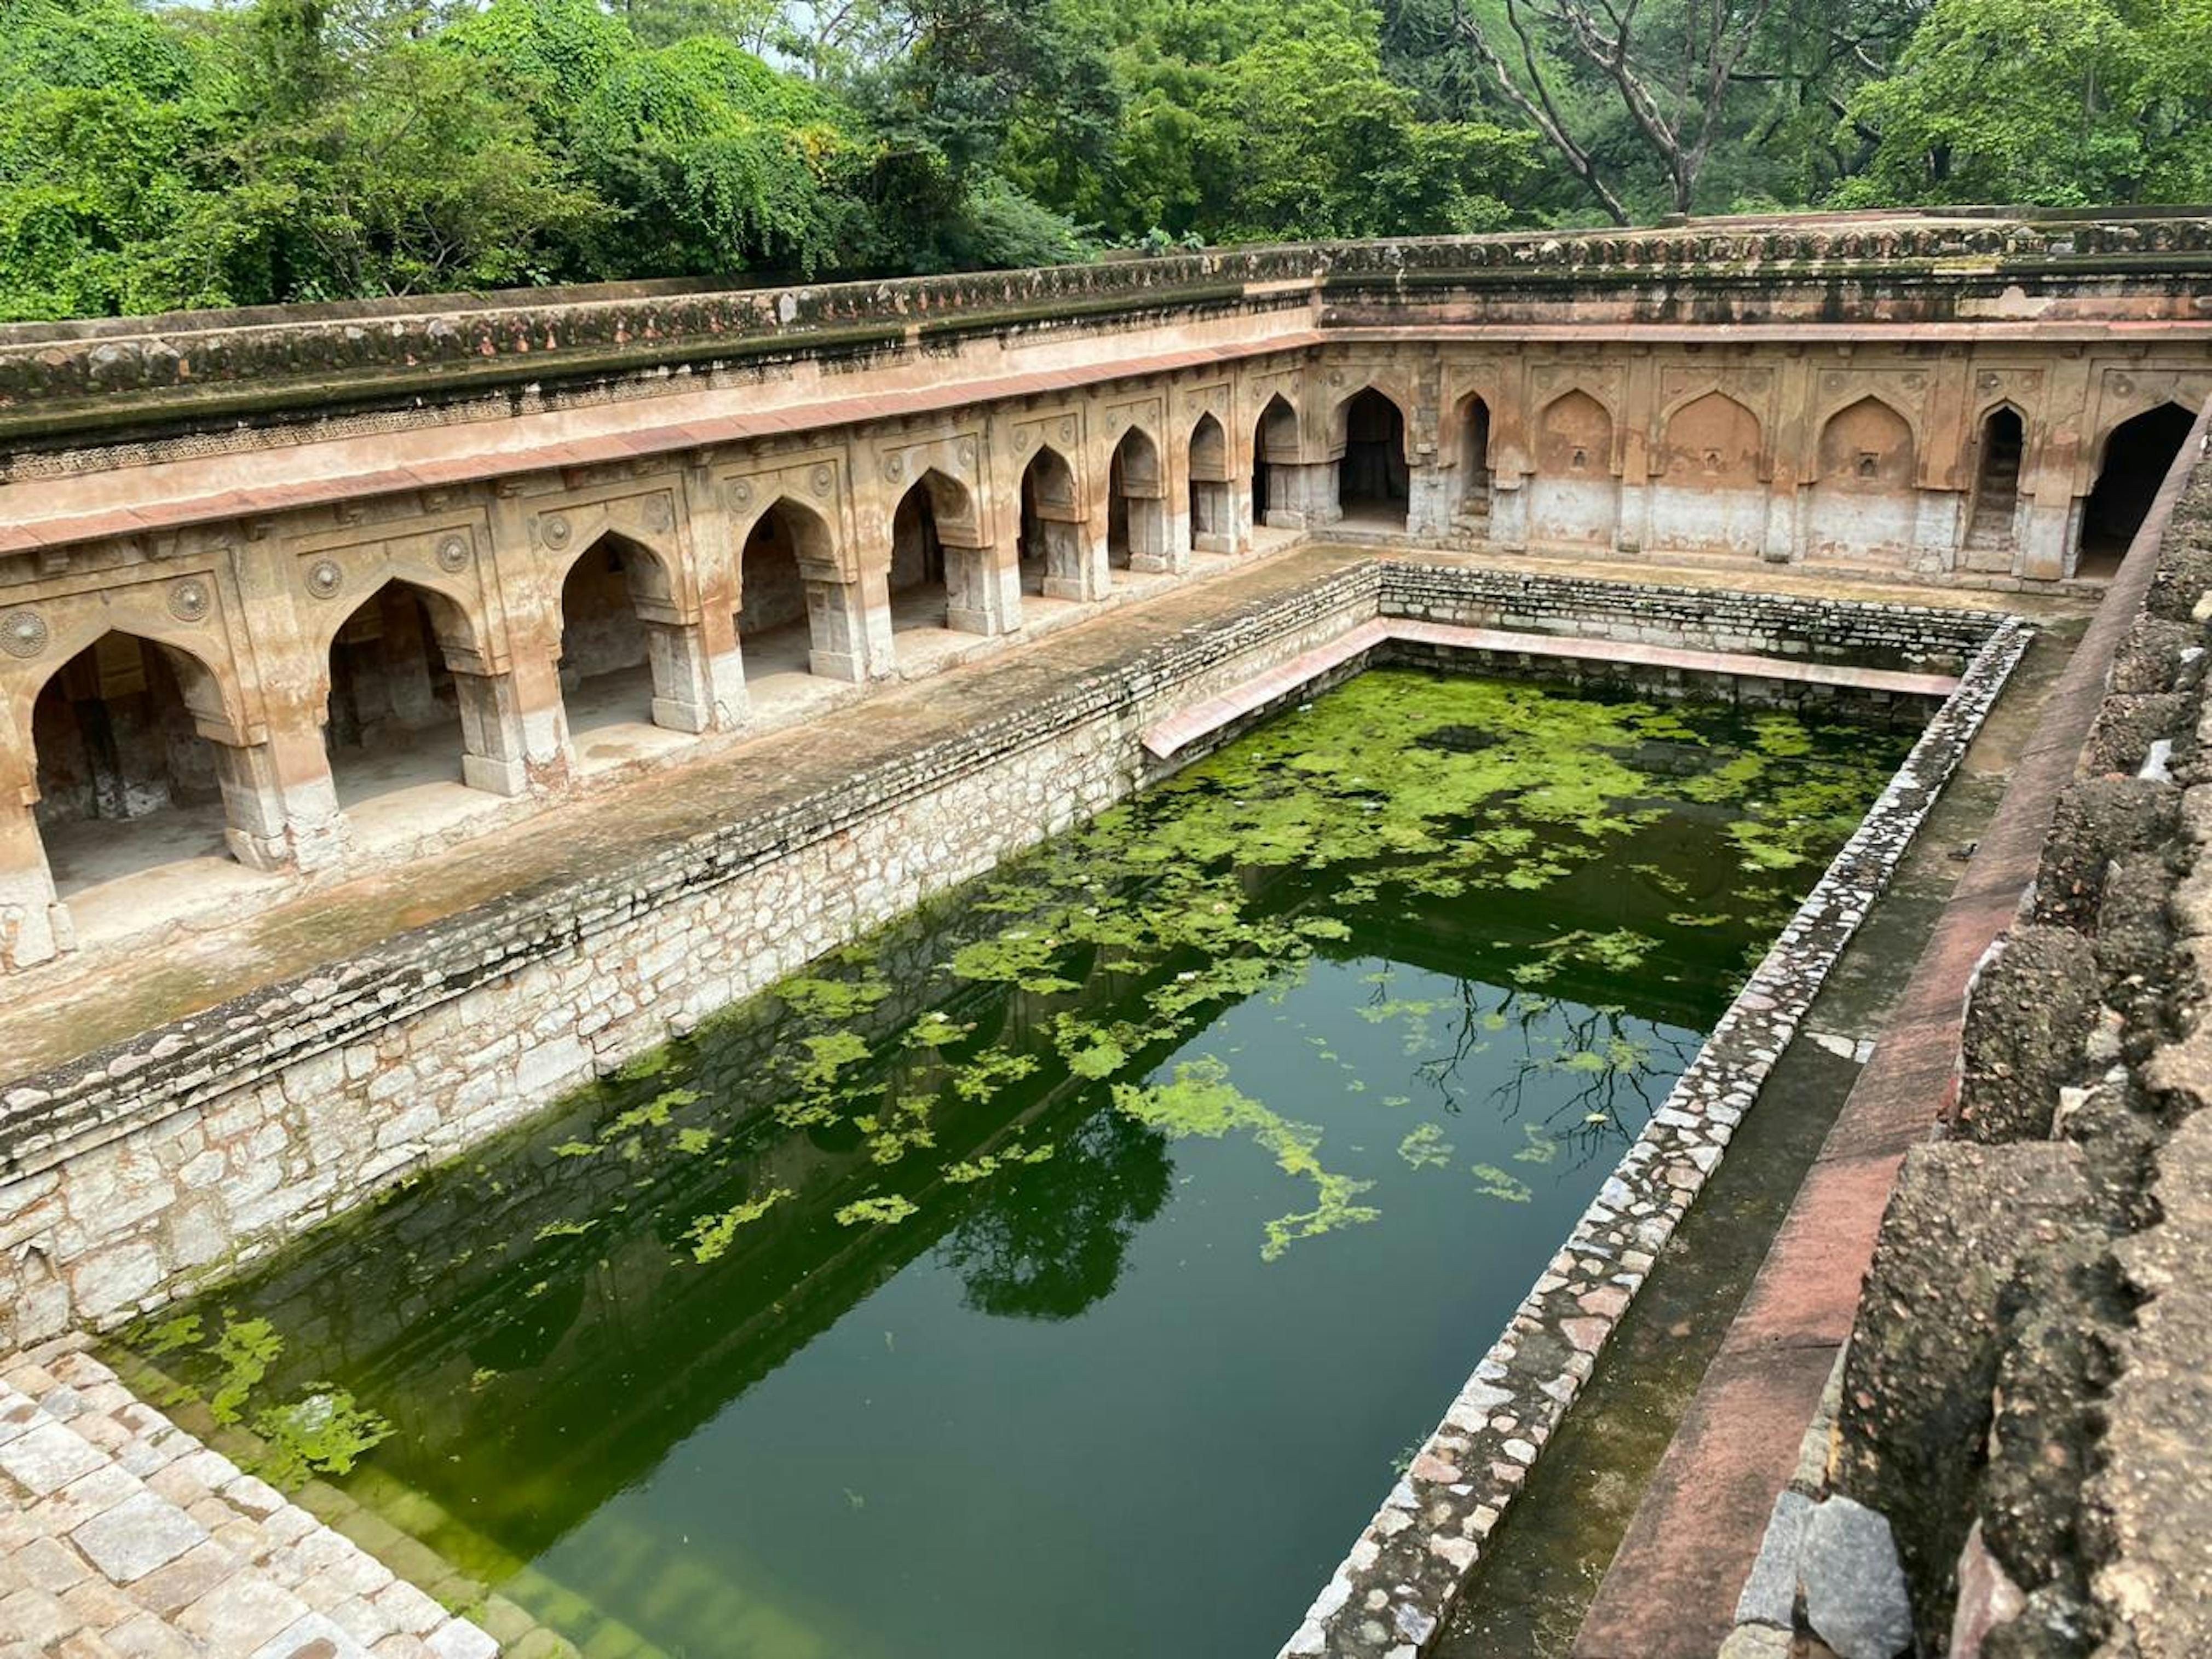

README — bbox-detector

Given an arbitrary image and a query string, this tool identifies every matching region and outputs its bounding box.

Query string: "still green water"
[119,671,1913,1659]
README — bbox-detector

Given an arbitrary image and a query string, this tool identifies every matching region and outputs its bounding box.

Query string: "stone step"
[0,1338,497,1659]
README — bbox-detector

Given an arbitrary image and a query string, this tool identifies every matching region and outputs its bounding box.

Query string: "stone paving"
[0,1338,492,1659]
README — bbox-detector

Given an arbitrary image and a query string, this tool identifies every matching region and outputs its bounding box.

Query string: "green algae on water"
[112,664,1920,1637]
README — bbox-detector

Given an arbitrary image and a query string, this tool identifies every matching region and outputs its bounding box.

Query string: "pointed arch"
[1535,390,1613,475]
[1660,391,1764,483]
[319,577,484,808]
[557,530,700,737]
[1807,398,1921,563]
[1018,445,1086,597]
[1529,391,1619,548]
[1188,412,1232,553]
[1966,405,2028,555]
[1251,394,1299,528]
[1817,396,1917,486]
[1335,387,1409,524]
[27,629,241,892]
[1453,391,1494,525]
[2079,401,2198,576]
[891,469,983,631]
[738,497,829,642]
[1109,426,1167,571]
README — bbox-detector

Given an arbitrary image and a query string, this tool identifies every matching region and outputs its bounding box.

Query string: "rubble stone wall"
[1814,407,2212,1659]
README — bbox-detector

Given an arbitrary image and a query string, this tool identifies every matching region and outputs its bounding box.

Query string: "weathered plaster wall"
[0,565,2007,1353]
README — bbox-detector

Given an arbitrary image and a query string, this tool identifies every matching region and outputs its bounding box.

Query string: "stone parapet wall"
[5,209,2209,433]
[0,562,2008,1352]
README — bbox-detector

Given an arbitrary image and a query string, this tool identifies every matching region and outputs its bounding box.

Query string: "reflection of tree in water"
[935,1107,1174,1321]
[1397,975,1697,1173]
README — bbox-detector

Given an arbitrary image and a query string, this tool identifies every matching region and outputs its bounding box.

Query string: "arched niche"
[1806,397,1920,563]
[1251,395,1299,527]
[1455,393,1494,525]
[1018,446,1085,597]
[1527,390,1618,548]
[1966,405,2028,556]
[1650,391,1767,557]
[1188,412,1232,553]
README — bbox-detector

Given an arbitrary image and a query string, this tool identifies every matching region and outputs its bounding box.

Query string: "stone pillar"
[700,608,750,730]
[1269,462,1342,529]
[1124,497,1173,574]
[451,670,532,796]
[944,543,1013,636]
[805,575,878,682]
[1041,518,1106,601]
[0,793,66,972]
[1408,465,1453,537]
[1761,492,1798,564]
[1190,480,1234,556]
[1491,479,1531,551]
[210,736,311,872]
[859,572,899,675]
[641,619,717,734]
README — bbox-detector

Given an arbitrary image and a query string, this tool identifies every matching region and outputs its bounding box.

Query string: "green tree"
[1840,0,2152,205]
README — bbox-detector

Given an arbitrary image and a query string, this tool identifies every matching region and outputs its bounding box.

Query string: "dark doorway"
[1338,389,1409,524]
[2079,403,2197,578]
[1966,407,2025,552]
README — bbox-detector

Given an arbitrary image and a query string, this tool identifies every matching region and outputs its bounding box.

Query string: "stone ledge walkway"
[0,1339,491,1659]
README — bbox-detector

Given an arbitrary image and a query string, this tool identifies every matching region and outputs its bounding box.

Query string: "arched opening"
[1252,396,1297,528]
[1652,391,1767,556]
[1337,388,1409,525]
[557,532,690,742]
[1456,395,1493,529]
[1529,390,1617,547]
[323,580,476,809]
[891,474,959,632]
[1108,428,1166,572]
[1017,447,1082,598]
[1188,414,1231,553]
[2079,402,2197,578]
[1808,398,1917,562]
[1967,407,2026,552]
[30,631,232,894]
[738,501,829,683]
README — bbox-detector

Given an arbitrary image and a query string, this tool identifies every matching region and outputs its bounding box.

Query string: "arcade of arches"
[2,344,2206,975]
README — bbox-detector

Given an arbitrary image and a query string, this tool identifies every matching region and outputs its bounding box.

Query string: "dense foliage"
[2,0,2209,320]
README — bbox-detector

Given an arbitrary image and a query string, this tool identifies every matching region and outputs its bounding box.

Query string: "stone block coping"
[1139,619,1960,759]
[1276,612,2034,1658]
